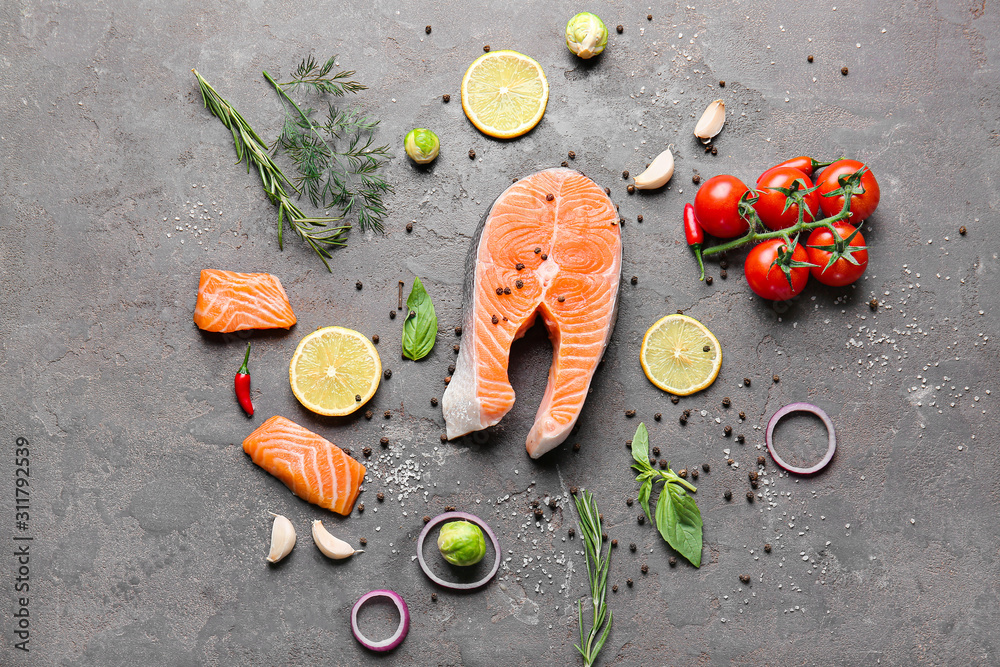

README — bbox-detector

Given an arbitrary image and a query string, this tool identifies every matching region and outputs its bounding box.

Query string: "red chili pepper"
[235,342,254,417]
[683,203,706,281]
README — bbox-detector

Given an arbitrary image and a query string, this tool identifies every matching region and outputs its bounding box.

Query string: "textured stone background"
[2,1,999,665]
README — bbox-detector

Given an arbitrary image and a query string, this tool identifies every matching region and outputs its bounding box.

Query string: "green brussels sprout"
[437,520,486,566]
[405,128,440,164]
[565,12,608,59]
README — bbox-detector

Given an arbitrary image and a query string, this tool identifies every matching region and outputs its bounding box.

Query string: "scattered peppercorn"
[746,491,754,502]
[757,456,765,466]
[571,486,579,495]
[683,409,691,418]
[444,375,452,384]
[405,222,413,234]
[691,469,699,480]
[358,502,364,512]
[377,492,384,501]
[389,310,396,319]
[654,412,662,421]
[568,151,576,159]
[959,225,967,235]
[720,269,728,279]
[568,527,575,538]
[611,539,618,548]
[711,146,718,156]
[630,276,638,285]
[425,25,432,33]
[384,369,392,379]
[704,144,712,153]
[659,459,668,469]
[692,174,701,185]
[736,434,745,443]
[727,458,735,466]
[724,490,732,500]
[616,24,623,33]
[541,253,548,260]
[440,433,447,442]
[649,457,656,466]
[749,471,758,482]
[468,149,476,159]
[442,93,450,103]
[534,508,544,518]
[573,442,581,452]
[647,14,652,20]
[355,394,361,402]
[702,463,710,472]
[719,259,729,269]
[739,411,746,420]
[491,315,498,324]
[669,556,677,567]
[637,214,643,222]
[362,446,372,458]
[679,415,687,425]
[706,276,714,285]
[515,279,524,289]
[360,537,367,546]
[869,298,879,311]
[454,326,462,336]
[841,66,849,75]
[641,564,649,574]
[722,397,731,407]
[807,55,814,62]
[739,574,751,584]
[612,584,618,592]
[724,425,732,436]
[604,186,611,195]
[743,377,751,387]
[356,280,363,290]
[626,498,634,507]
[637,513,645,525]
[764,543,772,553]
[445,505,456,512]
[652,447,660,456]
[365,410,373,419]
[678,468,688,479]
[484,45,490,52]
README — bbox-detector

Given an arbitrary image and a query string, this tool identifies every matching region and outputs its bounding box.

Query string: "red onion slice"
[351,589,409,652]
[416,511,501,590]
[765,402,836,475]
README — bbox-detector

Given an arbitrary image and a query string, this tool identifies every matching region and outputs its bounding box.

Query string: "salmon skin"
[193,269,297,333]
[242,416,366,515]
[442,168,622,458]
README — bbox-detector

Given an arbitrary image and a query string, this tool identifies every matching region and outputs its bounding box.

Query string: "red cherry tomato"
[816,159,880,221]
[744,239,811,301]
[694,175,750,238]
[753,167,820,231]
[806,222,869,286]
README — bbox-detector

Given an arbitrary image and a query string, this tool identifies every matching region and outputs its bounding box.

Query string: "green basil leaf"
[637,479,653,524]
[630,422,650,466]
[656,483,703,568]
[402,277,438,361]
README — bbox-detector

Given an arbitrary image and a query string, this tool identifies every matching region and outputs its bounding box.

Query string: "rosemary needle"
[574,489,612,667]
[192,69,349,271]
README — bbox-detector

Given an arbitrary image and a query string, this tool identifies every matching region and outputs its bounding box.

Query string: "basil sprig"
[402,277,437,361]
[630,423,703,567]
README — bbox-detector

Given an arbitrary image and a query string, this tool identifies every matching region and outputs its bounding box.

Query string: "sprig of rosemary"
[192,69,349,271]
[573,489,612,667]
[264,56,391,234]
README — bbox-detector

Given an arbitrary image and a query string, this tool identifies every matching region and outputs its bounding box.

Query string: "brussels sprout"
[565,12,608,59]
[405,128,440,164]
[437,520,486,566]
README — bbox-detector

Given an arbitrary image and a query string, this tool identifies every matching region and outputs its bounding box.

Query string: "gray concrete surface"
[2,1,999,665]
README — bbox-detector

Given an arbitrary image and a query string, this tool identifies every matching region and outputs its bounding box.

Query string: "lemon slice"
[640,314,722,396]
[289,326,381,416]
[461,50,549,139]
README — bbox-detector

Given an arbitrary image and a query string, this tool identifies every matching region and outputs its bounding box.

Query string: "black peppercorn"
[724,425,732,436]
[630,275,638,285]
[541,253,548,260]
[571,486,579,495]
[720,259,729,269]
[389,310,396,319]
[773,374,780,383]
[356,280,363,290]
[627,184,635,194]
[637,214,643,222]
[448,364,456,374]
[743,377,751,387]
[641,564,648,574]
[706,276,714,285]
[724,489,732,500]
[612,539,618,548]
[807,55,814,62]
[384,369,392,379]
[380,437,389,448]
[678,468,688,478]
[841,66,849,75]
[425,25,432,33]
[534,508,544,518]
[659,459,668,469]
[691,469,699,479]
[491,315,498,325]
[627,578,634,586]
[360,537,367,545]
[637,513,645,525]
[679,416,687,425]
[377,492,384,501]
[869,298,879,311]
[626,498,633,506]
[612,584,618,592]
[515,280,524,289]
[669,556,677,567]
[405,222,413,233]
[455,326,462,336]
[711,146,718,156]
[469,148,476,159]
[358,502,364,512]
[440,433,447,442]
[740,574,751,584]
[702,463,710,472]
[654,413,662,420]
[720,269,728,280]
[649,457,656,466]
[736,434,745,443]
[362,446,372,458]
[365,410,373,419]
[484,45,490,52]
[719,80,726,87]
[604,187,611,195]
[652,447,660,456]
[568,151,576,159]
[545,193,554,202]
[739,411,746,420]
[749,471,758,482]
[757,455,765,465]
[568,527,575,538]
[670,395,680,404]
[561,161,569,167]
[616,24,623,33]
[764,543,771,553]
[959,225,967,235]
[746,491,754,502]
[355,394,361,402]
[693,174,701,184]
[573,442,581,452]
[647,14,652,20]
[727,458,735,466]
[722,397,731,407]
[625,409,636,418]
[442,94,450,103]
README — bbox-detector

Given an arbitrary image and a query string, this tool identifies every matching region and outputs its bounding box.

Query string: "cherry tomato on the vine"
[806,222,869,287]
[816,159,880,221]
[694,175,750,238]
[744,239,811,301]
[758,156,830,182]
[753,167,820,231]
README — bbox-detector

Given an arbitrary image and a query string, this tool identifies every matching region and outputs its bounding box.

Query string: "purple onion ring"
[416,511,501,590]
[351,589,409,652]
[765,402,836,475]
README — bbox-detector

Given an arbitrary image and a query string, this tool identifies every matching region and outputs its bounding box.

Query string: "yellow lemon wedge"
[461,50,549,139]
[640,314,722,396]
[289,326,381,416]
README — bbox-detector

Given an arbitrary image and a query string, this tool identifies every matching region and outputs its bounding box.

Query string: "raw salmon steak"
[242,416,366,515]
[193,269,297,333]
[442,168,621,458]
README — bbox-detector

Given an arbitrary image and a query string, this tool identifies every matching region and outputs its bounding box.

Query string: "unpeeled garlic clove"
[633,147,675,190]
[266,513,296,564]
[694,99,726,142]
[312,520,363,560]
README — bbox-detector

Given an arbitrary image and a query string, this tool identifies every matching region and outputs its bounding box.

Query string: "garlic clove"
[694,99,726,141]
[312,520,363,560]
[266,512,296,564]
[632,147,675,190]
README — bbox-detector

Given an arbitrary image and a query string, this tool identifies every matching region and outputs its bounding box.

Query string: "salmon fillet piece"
[193,269,297,333]
[442,168,622,458]
[242,416,366,515]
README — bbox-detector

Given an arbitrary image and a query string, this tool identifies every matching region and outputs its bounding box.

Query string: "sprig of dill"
[192,69,349,271]
[264,55,391,234]
[573,489,612,667]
